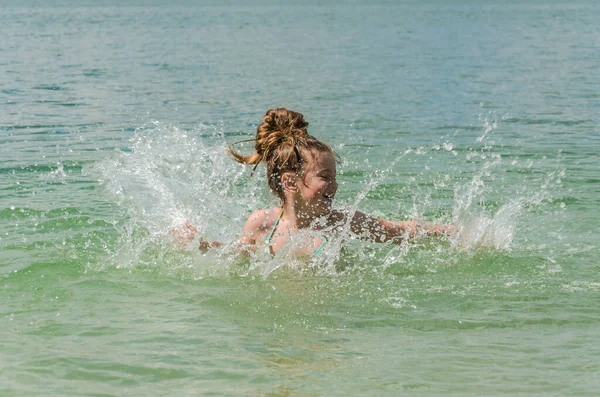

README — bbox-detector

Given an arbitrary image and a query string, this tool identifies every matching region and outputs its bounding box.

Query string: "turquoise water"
[1,1,599,395]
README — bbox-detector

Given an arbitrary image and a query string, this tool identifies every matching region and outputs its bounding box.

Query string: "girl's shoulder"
[244,207,282,230]
[241,207,282,245]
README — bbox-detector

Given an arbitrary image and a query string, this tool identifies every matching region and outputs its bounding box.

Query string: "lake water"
[1,1,599,395]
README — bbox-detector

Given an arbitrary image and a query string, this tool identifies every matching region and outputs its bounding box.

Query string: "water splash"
[89,121,263,273]
[451,113,565,251]
[40,162,67,183]
[477,109,508,143]
[88,116,564,280]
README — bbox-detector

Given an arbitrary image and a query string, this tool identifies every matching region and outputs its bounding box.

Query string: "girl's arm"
[348,211,455,243]
[172,210,269,254]
[171,221,223,252]
[237,209,272,254]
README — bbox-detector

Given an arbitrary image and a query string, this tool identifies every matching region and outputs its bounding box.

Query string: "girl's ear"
[281,173,297,192]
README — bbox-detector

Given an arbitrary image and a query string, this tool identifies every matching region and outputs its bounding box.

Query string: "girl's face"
[296,151,338,216]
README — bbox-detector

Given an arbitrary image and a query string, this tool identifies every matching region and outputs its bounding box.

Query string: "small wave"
[561,281,600,293]
[503,117,592,126]
[32,84,69,91]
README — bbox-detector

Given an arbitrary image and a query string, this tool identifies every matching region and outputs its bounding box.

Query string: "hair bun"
[262,108,309,137]
[252,108,309,159]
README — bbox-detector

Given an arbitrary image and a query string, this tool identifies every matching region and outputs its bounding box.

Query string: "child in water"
[174,108,454,256]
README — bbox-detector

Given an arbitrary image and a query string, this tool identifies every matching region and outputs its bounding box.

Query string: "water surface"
[1,1,599,395]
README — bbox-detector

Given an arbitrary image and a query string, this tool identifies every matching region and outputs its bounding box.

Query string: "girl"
[175,108,454,256]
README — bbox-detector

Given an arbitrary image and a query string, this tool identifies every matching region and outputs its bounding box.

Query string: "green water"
[1,1,599,395]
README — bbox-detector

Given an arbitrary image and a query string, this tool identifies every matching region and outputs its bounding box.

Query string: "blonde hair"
[228,108,334,200]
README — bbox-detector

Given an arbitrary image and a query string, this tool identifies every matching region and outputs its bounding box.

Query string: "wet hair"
[227,108,335,200]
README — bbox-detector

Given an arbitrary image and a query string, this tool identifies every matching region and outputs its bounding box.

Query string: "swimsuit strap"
[265,207,285,249]
[314,236,328,255]
[265,207,328,255]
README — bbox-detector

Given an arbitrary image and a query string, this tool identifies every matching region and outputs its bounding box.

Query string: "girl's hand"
[431,223,457,237]
[172,221,224,252]
[198,237,215,253]
[446,224,458,237]
[171,221,199,248]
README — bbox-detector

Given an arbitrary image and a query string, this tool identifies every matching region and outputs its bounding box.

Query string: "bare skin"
[173,151,454,255]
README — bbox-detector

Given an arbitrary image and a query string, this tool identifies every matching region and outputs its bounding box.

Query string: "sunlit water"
[1,1,599,396]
